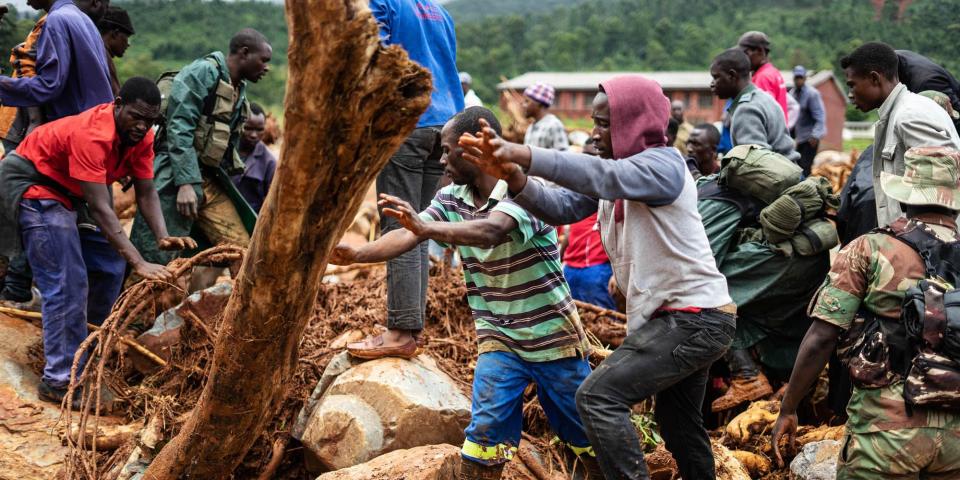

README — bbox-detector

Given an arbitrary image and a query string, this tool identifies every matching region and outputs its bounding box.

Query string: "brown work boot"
[711,372,774,412]
[459,459,504,480]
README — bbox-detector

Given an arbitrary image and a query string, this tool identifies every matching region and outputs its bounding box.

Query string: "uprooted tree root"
[63,245,245,479]
[60,249,628,480]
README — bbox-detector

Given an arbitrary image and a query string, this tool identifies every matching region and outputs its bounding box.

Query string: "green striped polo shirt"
[420,180,589,362]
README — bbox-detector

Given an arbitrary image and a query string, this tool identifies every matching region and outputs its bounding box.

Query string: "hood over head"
[599,75,671,159]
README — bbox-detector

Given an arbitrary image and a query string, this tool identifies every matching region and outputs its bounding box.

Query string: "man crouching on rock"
[330,107,603,479]
[0,77,196,410]
[459,75,736,480]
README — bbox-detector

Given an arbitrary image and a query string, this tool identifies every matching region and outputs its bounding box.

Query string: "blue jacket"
[0,0,112,120]
[370,0,464,128]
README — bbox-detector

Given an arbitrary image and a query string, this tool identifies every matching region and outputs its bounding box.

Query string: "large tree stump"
[142,1,431,478]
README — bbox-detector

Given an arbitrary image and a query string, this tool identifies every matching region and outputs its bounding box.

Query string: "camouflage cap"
[919,90,960,120]
[880,146,960,210]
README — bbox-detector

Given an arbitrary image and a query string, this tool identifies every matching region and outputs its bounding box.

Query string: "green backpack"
[719,144,803,205]
[155,56,245,173]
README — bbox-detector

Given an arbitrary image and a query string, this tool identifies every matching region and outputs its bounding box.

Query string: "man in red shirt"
[738,31,788,122]
[0,77,195,407]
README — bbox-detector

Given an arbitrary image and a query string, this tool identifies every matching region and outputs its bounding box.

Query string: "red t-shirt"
[752,62,789,123]
[19,102,155,208]
[562,212,609,268]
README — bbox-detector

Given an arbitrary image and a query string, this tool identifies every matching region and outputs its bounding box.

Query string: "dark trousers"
[19,199,126,387]
[1,252,33,301]
[0,141,33,302]
[375,127,443,331]
[576,308,735,480]
[797,140,818,177]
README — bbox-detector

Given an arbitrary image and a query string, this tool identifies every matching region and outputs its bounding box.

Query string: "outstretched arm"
[80,181,175,282]
[329,194,518,265]
[771,319,841,466]
[460,118,683,219]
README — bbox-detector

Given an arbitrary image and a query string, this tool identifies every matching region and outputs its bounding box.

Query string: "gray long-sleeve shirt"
[512,146,732,332]
[731,84,800,162]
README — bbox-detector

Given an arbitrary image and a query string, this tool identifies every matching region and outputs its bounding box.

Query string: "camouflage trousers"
[130,178,249,265]
[838,427,960,479]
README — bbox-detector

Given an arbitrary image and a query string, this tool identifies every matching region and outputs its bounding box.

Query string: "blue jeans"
[463,351,593,465]
[19,199,126,388]
[563,263,616,311]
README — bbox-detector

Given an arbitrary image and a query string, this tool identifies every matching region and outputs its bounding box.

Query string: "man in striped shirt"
[330,106,598,480]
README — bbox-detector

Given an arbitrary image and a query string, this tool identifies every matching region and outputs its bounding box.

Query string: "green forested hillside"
[456,0,960,102]
[444,0,586,23]
[0,0,956,118]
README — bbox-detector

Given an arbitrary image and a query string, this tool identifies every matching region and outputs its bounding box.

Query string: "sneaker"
[37,381,115,413]
[37,382,81,410]
[711,372,774,412]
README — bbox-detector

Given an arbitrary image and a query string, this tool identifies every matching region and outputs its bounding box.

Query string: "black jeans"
[797,140,817,176]
[1,253,33,302]
[575,308,736,480]
[375,127,443,331]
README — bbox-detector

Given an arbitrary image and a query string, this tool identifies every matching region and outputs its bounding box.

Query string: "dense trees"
[0,0,956,119]
[455,0,960,102]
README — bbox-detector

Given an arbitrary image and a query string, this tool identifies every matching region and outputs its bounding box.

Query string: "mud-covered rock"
[315,444,461,480]
[298,354,471,471]
[131,283,232,374]
[789,439,840,480]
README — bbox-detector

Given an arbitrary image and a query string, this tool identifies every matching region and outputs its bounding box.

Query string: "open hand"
[378,194,427,236]
[134,261,175,283]
[771,412,798,468]
[458,118,530,180]
[329,244,359,265]
[158,236,198,251]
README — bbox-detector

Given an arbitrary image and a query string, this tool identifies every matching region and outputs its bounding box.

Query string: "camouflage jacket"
[810,214,960,433]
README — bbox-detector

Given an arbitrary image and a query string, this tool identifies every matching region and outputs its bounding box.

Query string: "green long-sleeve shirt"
[153,51,247,192]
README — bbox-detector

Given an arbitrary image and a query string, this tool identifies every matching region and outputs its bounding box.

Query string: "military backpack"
[838,219,960,412]
[155,55,245,173]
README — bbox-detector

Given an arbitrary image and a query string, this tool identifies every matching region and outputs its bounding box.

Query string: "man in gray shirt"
[791,65,827,175]
[711,48,800,163]
[841,42,960,226]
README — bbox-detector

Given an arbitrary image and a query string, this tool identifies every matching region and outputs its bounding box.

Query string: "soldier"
[772,146,960,479]
[130,29,271,268]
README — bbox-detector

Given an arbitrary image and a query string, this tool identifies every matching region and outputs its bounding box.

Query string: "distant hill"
[454,0,960,104]
[0,0,956,120]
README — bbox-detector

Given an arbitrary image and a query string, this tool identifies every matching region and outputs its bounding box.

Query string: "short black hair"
[840,42,898,81]
[667,117,680,136]
[229,28,270,55]
[694,123,720,146]
[713,48,752,78]
[119,76,161,106]
[448,106,502,139]
[249,102,265,117]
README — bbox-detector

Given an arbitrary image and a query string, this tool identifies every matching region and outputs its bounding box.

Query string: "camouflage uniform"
[810,146,960,479]
[920,90,960,123]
